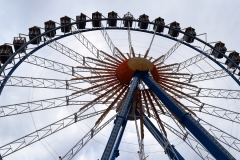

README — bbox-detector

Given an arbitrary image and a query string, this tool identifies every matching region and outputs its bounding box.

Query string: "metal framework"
[0,108,109,157]
[61,114,117,160]
[0,13,240,160]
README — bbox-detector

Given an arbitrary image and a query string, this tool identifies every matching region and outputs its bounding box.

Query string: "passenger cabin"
[183,27,196,43]
[138,14,149,29]
[225,51,240,69]
[76,13,86,29]
[92,11,102,27]
[211,42,227,59]
[153,17,165,33]
[44,20,56,38]
[168,21,181,37]
[107,11,117,27]
[29,26,41,45]
[13,37,26,52]
[0,44,13,64]
[60,16,71,33]
[123,12,133,27]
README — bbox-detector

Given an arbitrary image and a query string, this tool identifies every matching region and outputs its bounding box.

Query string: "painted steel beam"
[110,116,128,160]
[161,119,214,160]
[140,71,235,160]
[136,110,184,160]
[101,72,140,160]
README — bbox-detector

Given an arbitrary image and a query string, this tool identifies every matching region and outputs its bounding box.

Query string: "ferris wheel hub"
[128,57,153,71]
[116,57,159,85]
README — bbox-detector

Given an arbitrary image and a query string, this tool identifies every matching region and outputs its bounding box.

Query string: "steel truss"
[187,69,230,83]
[46,31,111,67]
[147,99,214,160]
[46,36,87,65]
[140,71,235,160]
[150,110,214,160]
[162,120,214,160]
[154,37,183,65]
[174,50,210,72]
[101,72,139,160]
[0,88,101,117]
[189,88,240,99]
[100,23,121,57]
[71,26,104,61]
[154,97,240,154]
[160,69,230,83]
[61,114,117,160]
[157,86,240,154]
[160,109,240,154]
[139,110,183,160]
[188,103,240,124]
[151,100,214,160]
[0,76,82,91]
[0,108,109,158]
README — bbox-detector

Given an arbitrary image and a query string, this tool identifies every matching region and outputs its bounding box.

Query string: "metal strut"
[135,109,184,160]
[140,70,236,160]
[101,72,140,160]
[110,118,128,160]
[134,112,145,160]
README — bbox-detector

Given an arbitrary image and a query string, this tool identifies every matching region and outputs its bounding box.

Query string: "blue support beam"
[101,72,140,160]
[140,71,235,160]
[111,119,128,160]
[135,109,184,160]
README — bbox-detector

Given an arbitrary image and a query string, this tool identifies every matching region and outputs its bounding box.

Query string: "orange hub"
[116,57,159,85]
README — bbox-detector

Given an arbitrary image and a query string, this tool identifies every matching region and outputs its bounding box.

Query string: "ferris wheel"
[0,11,240,160]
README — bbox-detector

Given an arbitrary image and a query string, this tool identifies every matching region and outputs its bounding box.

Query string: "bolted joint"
[179,113,189,124]
[114,149,120,158]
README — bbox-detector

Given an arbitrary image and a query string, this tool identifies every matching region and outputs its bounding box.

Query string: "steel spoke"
[0,89,102,117]
[198,118,240,152]
[158,107,240,153]
[23,54,77,76]
[46,37,87,65]
[163,121,214,160]
[151,112,213,160]
[61,114,116,160]
[182,96,240,124]
[0,108,109,158]
[71,25,104,61]
[153,37,183,65]
[100,23,121,57]
[184,69,230,83]
[189,88,240,99]
[1,76,81,91]
[174,51,209,72]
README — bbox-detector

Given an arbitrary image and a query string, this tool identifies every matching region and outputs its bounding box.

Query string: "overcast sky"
[1,1,240,160]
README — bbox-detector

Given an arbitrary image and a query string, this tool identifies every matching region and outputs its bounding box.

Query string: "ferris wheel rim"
[1,18,240,73]
[0,22,239,94]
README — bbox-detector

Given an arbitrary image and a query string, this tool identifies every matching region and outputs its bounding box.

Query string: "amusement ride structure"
[0,11,240,159]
